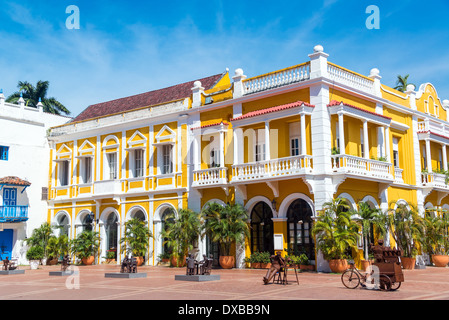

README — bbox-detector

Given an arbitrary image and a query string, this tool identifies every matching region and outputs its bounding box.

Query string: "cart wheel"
[341,269,360,289]
[390,281,401,291]
[379,275,392,291]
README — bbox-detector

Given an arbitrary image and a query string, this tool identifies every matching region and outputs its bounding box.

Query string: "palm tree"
[6,80,70,115]
[394,75,415,92]
[311,198,359,261]
[387,202,424,258]
[352,202,386,261]
[160,208,203,266]
[25,222,56,261]
[120,218,153,257]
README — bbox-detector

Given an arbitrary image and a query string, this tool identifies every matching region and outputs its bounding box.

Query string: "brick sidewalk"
[1,264,449,300]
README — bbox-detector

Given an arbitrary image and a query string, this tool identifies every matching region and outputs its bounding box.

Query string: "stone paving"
[1,264,449,300]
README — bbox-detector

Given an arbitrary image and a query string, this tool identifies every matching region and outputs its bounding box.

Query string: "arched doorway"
[286,199,314,259]
[81,213,93,232]
[250,201,274,254]
[133,210,146,221]
[57,213,70,237]
[161,207,175,257]
[105,213,118,260]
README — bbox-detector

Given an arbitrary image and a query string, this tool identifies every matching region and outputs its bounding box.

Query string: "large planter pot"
[219,256,235,269]
[135,256,144,266]
[361,260,371,272]
[47,259,58,265]
[401,257,416,270]
[300,264,314,271]
[82,256,95,265]
[432,255,449,267]
[29,260,40,270]
[261,263,271,269]
[328,259,348,273]
[252,262,261,269]
[170,255,185,267]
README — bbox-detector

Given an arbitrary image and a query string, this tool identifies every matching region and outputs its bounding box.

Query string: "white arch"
[75,209,92,225]
[361,195,380,209]
[245,196,273,218]
[125,205,148,222]
[278,193,315,219]
[424,202,435,210]
[393,199,410,211]
[442,204,449,211]
[53,210,71,237]
[99,207,120,264]
[201,199,226,211]
[154,203,178,222]
[336,193,357,211]
[102,135,119,148]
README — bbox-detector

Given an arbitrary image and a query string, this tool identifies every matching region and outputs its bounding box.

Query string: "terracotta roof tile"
[0,176,31,186]
[327,100,392,120]
[230,101,314,121]
[72,73,224,122]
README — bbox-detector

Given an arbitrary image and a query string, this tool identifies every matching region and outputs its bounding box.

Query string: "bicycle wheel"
[341,269,360,289]
[379,275,392,291]
[390,281,401,291]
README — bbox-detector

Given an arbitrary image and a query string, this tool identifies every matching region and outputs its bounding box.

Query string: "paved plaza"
[1,264,449,301]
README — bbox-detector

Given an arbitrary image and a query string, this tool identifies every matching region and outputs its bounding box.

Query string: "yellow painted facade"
[47,46,449,272]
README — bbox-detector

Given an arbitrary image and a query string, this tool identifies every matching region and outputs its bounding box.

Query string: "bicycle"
[341,262,392,291]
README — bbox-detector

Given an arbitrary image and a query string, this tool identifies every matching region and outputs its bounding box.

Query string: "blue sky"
[1,0,448,117]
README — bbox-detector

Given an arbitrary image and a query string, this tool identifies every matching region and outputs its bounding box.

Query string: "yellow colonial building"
[47,45,449,272]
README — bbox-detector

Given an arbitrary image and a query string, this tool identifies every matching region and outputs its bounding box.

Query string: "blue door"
[3,188,17,206]
[0,229,13,260]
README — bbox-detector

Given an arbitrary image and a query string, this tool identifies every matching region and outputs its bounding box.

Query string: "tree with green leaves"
[311,198,359,261]
[120,218,153,257]
[6,80,70,115]
[201,202,250,257]
[160,208,203,266]
[394,75,415,92]
[25,222,56,260]
[352,201,387,261]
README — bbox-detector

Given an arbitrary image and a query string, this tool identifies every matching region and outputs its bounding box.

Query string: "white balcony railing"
[394,167,404,184]
[417,119,449,136]
[422,172,449,190]
[93,180,122,196]
[243,63,310,95]
[331,155,393,181]
[231,155,313,182]
[327,63,375,95]
[192,167,228,187]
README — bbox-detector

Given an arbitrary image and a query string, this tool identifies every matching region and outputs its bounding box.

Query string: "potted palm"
[160,208,202,267]
[423,211,449,267]
[25,222,55,265]
[71,230,101,265]
[26,246,44,269]
[312,198,359,273]
[46,236,60,265]
[120,218,153,266]
[387,202,424,270]
[202,202,250,269]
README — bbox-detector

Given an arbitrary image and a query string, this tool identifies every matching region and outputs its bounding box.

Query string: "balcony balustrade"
[231,155,313,183]
[0,206,29,222]
[422,172,449,190]
[192,167,228,188]
[331,154,393,181]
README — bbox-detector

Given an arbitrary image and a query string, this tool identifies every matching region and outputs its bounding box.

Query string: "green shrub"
[26,246,44,260]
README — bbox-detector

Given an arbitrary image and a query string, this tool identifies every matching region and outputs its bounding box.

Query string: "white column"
[338,112,345,154]
[191,81,204,108]
[300,113,307,155]
[442,144,448,172]
[363,120,369,159]
[233,129,239,165]
[232,69,247,98]
[265,121,271,161]
[219,130,225,167]
[193,134,200,171]
[426,139,432,173]
[385,126,391,162]
[308,45,329,79]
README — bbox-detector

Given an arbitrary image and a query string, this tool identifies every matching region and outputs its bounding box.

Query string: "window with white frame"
[81,157,92,184]
[254,129,265,162]
[289,122,300,156]
[162,144,173,174]
[106,152,117,180]
[393,137,400,168]
[134,149,144,177]
[59,160,70,186]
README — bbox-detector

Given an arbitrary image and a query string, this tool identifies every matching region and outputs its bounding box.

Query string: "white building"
[0,91,70,264]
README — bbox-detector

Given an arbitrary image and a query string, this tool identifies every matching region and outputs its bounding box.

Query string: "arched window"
[286,199,314,259]
[250,202,274,254]
[106,213,118,260]
[82,214,93,232]
[58,214,70,236]
[133,210,146,221]
[161,208,175,255]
